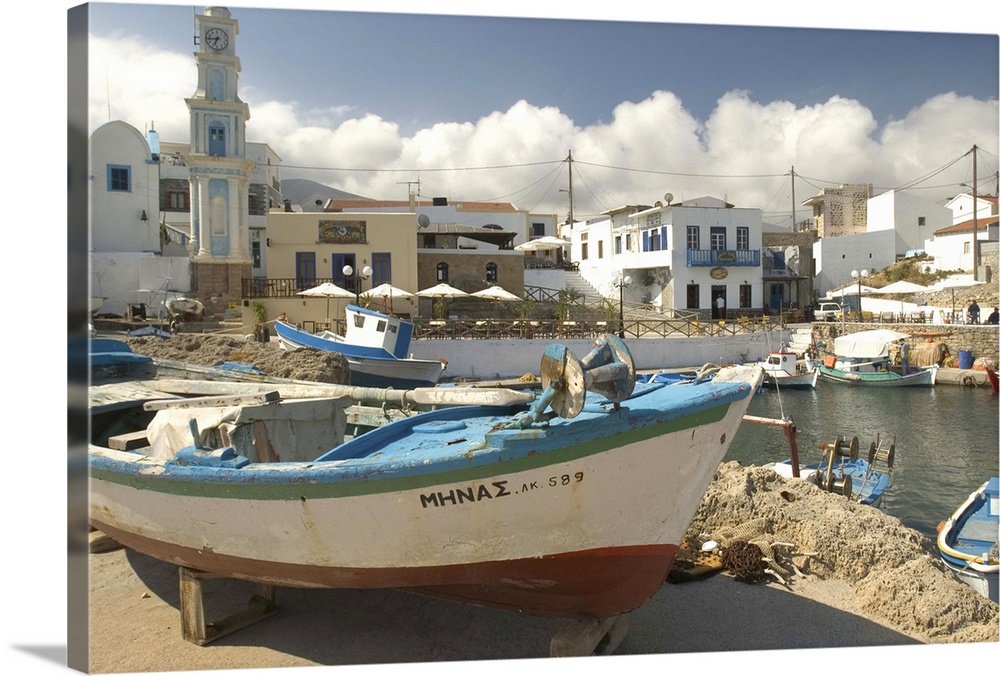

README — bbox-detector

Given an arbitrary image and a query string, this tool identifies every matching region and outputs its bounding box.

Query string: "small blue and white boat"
[937,477,999,603]
[763,432,895,508]
[274,304,447,389]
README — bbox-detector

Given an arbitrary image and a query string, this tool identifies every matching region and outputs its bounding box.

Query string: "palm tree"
[554,289,582,321]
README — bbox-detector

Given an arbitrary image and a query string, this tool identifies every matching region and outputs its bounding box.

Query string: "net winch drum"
[519,334,635,427]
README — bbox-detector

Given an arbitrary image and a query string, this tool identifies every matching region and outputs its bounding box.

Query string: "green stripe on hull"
[91,402,732,501]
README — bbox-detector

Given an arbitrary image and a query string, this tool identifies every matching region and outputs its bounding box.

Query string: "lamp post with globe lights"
[343,263,373,305]
[615,273,632,338]
[851,268,868,322]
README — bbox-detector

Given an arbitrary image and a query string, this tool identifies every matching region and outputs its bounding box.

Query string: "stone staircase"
[562,269,603,304]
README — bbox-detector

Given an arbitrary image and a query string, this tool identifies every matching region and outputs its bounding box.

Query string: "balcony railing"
[686,249,760,267]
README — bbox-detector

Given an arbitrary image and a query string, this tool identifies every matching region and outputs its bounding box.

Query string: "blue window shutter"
[642,231,649,252]
[661,226,668,250]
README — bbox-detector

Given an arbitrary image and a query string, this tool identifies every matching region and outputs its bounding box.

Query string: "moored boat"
[765,433,895,508]
[274,304,447,389]
[89,334,764,620]
[818,328,937,387]
[936,477,999,603]
[818,363,937,387]
[757,351,818,389]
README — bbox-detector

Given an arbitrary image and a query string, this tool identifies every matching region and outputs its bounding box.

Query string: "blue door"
[769,283,785,312]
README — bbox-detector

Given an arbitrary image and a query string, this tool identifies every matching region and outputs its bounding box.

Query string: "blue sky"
[80,2,999,225]
[89,2,997,136]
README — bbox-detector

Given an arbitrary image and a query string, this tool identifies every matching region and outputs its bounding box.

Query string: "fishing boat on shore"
[274,304,447,389]
[818,328,937,387]
[89,334,764,620]
[936,477,999,603]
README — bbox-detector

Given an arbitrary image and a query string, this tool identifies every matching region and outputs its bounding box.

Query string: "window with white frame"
[686,226,700,250]
[710,227,726,251]
[736,227,749,250]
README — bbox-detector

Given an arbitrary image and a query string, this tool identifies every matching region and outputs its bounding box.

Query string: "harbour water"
[725,381,1000,539]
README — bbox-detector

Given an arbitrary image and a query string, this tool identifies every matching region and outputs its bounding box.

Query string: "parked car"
[815,302,843,321]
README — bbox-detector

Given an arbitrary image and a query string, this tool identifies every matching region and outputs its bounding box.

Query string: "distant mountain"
[281,178,369,211]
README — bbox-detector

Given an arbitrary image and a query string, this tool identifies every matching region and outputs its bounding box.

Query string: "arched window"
[436,262,449,282]
[485,262,498,282]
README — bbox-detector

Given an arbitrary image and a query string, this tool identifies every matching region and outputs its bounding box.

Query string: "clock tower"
[185,6,254,317]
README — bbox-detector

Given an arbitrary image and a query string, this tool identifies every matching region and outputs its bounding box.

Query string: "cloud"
[89,35,998,226]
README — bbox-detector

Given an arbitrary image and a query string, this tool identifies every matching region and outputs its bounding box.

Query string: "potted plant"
[250,300,269,343]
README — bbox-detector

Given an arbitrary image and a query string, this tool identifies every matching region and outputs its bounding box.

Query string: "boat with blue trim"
[274,304,447,389]
[937,477,999,603]
[89,334,764,620]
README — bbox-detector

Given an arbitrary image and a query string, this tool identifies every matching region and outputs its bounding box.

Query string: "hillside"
[840,256,998,313]
[281,178,368,211]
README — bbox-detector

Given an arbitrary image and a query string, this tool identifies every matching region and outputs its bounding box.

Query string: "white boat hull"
[90,364,764,618]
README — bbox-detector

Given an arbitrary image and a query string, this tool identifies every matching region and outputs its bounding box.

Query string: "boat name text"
[419,473,584,508]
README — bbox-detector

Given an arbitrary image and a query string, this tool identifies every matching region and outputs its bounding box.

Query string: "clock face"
[205,27,229,51]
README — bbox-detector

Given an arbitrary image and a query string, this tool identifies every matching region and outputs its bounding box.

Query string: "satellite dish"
[664,192,674,205]
[417,214,430,229]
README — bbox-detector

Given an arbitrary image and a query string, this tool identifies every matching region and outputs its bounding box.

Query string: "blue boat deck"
[947,477,999,558]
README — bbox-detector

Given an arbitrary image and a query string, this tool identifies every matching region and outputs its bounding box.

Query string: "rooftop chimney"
[284,199,293,212]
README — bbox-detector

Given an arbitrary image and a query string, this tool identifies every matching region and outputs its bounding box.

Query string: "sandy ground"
[123,334,351,384]
[74,335,998,673]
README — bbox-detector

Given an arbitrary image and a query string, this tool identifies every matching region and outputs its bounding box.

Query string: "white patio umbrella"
[296,282,355,323]
[514,236,570,252]
[416,282,469,318]
[366,282,414,313]
[471,285,522,302]
[868,280,931,316]
[415,282,469,299]
[829,284,880,298]
[926,276,987,317]
[869,281,929,294]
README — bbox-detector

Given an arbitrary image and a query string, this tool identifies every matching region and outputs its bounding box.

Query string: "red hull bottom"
[93,520,678,619]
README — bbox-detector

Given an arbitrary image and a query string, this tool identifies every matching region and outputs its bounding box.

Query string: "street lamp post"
[342,263,373,304]
[851,268,868,322]
[616,274,631,339]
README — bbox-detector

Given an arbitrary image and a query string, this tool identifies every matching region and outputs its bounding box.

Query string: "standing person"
[898,338,910,374]
[715,295,725,320]
[967,299,980,324]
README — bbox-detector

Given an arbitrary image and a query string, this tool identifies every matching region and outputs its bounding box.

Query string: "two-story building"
[571,196,764,319]
[258,209,421,324]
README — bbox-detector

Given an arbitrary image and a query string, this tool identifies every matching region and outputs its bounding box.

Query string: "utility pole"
[790,166,796,231]
[566,150,575,227]
[972,145,979,281]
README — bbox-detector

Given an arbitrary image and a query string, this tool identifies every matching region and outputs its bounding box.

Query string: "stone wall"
[811,322,998,365]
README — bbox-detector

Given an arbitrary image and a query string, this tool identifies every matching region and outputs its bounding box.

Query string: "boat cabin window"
[376,320,387,333]
[353,315,365,329]
[767,356,780,366]
[388,325,397,334]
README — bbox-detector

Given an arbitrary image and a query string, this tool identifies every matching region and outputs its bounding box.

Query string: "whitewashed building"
[571,196,764,318]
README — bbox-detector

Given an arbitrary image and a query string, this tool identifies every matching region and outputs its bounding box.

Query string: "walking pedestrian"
[715,295,725,320]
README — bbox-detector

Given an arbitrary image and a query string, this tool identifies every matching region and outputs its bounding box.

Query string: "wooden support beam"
[550,614,629,657]
[107,430,149,450]
[144,390,280,411]
[179,567,278,646]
